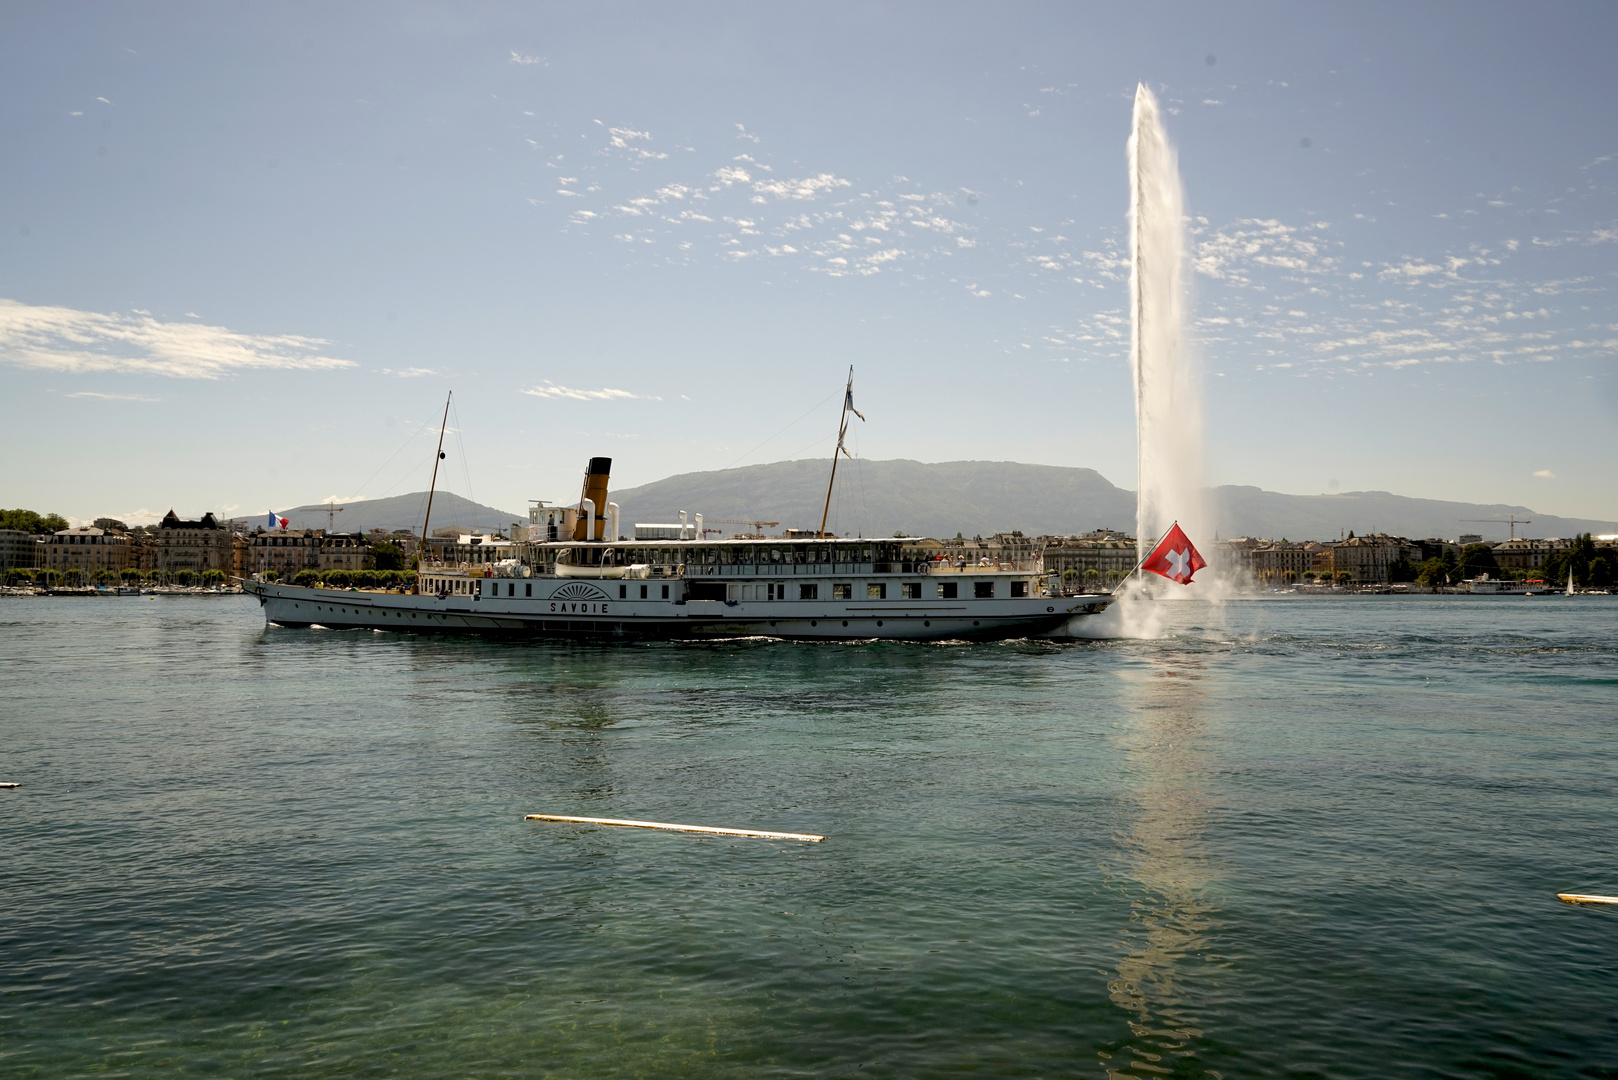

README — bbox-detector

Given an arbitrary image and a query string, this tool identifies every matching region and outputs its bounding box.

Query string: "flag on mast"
[1140,522,1207,585]
[845,386,865,422]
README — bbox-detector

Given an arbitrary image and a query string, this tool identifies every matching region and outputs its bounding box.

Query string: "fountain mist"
[1067,84,1212,639]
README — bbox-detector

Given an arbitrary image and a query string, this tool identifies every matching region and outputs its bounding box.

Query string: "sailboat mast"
[415,391,453,583]
[818,367,853,539]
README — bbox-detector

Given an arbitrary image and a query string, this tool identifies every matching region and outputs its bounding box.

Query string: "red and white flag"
[1141,523,1207,585]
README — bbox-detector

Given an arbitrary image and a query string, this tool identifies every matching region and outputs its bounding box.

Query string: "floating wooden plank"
[1558,893,1618,905]
[526,813,824,843]
[0,782,19,789]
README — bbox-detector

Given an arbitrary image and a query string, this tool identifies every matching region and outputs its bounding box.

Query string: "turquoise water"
[2,595,1615,1078]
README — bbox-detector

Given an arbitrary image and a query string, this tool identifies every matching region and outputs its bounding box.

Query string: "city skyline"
[3,3,1616,525]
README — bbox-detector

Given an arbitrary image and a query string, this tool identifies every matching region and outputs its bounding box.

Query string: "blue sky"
[3,2,1615,528]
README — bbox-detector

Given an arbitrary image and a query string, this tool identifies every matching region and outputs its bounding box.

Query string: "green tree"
[1588,554,1615,589]
[293,569,320,586]
[1458,543,1499,579]
[262,570,280,582]
[0,509,70,533]
[175,569,196,587]
[203,569,227,586]
[93,569,119,586]
[121,568,141,583]
[372,541,403,571]
[1389,557,1415,583]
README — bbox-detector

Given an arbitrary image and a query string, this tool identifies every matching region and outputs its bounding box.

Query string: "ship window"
[938,582,957,599]
[902,582,921,600]
[619,584,626,599]
[799,583,818,600]
[526,583,532,597]
[833,583,852,600]
[867,583,886,600]
[975,581,995,599]
[508,583,515,597]
[661,584,669,599]
[1011,581,1027,598]
[640,584,648,599]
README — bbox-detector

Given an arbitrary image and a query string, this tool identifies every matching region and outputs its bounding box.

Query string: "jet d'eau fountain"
[1070,83,1213,639]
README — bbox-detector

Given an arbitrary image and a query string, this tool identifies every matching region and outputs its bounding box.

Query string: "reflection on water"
[1102,657,1222,1080]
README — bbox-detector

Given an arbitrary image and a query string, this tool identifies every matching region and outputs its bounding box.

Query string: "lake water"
[3,595,1616,1078]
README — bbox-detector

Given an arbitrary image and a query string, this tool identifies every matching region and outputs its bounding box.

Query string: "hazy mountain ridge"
[259,491,522,535]
[258,461,1614,542]
[608,460,1615,542]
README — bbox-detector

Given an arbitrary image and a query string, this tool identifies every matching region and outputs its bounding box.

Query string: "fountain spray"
[1067,84,1212,638]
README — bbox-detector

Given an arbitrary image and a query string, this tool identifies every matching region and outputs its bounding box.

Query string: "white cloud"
[66,391,161,402]
[509,51,546,65]
[521,381,659,402]
[379,367,439,378]
[0,299,355,379]
[1533,469,1556,478]
[751,173,852,200]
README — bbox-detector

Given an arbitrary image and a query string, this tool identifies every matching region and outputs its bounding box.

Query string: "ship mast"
[817,366,862,539]
[413,391,453,588]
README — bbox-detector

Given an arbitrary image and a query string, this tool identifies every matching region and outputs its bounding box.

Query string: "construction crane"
[1461,516,1531,539]
[322,499,345,532]
[700,518,781,538]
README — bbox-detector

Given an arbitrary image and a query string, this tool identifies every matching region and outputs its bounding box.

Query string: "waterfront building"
[0,529,40,571]
[1251,541,1318,583]
[422,532,514,567]
[1040,530,1138,588]
[319,532,370,571]
[41,527,134,577]
[248,529,321,576]
[157,510,235,575]
[1489,537,1567,572]
[1332,534,1423,584]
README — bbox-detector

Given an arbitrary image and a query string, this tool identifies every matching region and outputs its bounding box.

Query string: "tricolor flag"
[1141,522,1207,585]
[266,511,278,529]
[267,512,289,529]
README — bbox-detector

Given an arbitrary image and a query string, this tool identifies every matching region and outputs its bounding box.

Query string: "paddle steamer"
[245,383,1113,641]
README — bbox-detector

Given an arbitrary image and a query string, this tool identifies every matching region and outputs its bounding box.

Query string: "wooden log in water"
[1557,893,1618,905]
[526,813,824,843]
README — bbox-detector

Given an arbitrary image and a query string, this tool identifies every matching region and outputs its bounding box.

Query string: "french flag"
[267,511,288,529]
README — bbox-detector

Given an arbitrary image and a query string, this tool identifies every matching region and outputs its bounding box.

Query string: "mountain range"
[254,460,1615,543]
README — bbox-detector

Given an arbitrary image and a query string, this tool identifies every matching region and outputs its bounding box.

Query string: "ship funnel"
[575,456,612,541]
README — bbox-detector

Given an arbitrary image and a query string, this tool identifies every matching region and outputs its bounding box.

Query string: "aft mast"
[413,391,453,590]
[818,367,864,539]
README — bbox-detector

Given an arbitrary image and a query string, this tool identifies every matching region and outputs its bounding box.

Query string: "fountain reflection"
[1100,656,1222,1080]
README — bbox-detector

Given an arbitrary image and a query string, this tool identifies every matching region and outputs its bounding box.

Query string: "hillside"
[265,492,522,535]
[252,461,1615,542]
[608,459,1615,542]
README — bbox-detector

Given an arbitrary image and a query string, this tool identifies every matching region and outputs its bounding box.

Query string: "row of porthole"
[797,619,980,629]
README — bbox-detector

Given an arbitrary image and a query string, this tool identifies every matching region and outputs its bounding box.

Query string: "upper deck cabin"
[517,536,1044,579]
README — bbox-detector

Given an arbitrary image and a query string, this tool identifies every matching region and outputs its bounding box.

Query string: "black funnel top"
[587,457,612,475]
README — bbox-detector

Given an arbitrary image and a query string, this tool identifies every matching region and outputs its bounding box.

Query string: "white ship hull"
[246,580,1111,642]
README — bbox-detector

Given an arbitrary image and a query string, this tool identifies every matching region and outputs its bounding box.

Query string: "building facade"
[40,527,134,576]
[248,529,372,576]
[1332,534,1423,584]
[1040,531,1138,586]
[157,510,235,575]
[0,529,39,571]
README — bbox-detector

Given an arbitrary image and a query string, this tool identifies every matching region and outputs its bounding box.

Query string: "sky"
[2,2,1616,529]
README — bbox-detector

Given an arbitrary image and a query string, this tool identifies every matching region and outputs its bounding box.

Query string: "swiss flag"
[1141,523,1207,585]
